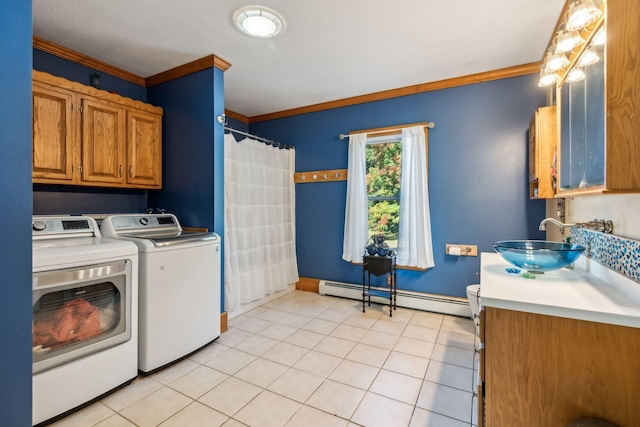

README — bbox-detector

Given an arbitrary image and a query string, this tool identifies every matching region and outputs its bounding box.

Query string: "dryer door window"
[32,260,132,374]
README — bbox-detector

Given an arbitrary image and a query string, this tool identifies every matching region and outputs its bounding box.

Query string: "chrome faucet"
[538,218,613,234]
[538,218,575,231]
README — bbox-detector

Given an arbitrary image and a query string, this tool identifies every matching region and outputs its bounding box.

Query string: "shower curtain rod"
[216,114,293,149]
[338,122,435,140]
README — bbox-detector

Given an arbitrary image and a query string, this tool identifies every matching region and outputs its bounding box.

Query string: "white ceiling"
[32,0,564,118]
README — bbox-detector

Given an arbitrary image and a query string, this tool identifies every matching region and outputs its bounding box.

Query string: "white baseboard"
[319,280,472,318]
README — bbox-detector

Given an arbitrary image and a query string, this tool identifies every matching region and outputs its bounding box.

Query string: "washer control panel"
[32,216,99,238]
[106,214,179,232]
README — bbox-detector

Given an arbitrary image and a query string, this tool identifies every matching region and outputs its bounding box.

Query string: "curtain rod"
[215,114,293,149]
[338,122,435,140]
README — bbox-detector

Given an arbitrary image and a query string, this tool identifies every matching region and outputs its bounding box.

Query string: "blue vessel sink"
[493,240,585,272]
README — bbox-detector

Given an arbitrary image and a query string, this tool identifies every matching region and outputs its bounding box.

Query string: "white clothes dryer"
[32,216,138,426]
[100,213,221,373]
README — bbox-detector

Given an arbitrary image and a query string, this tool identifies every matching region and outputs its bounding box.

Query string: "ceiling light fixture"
[233,6,285,38]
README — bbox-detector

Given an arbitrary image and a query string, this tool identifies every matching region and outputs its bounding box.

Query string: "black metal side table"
[362,254,397,317]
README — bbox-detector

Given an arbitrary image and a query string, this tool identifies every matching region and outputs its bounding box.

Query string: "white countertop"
[480,252,640,328]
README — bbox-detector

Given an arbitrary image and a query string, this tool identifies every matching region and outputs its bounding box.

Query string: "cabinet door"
[80,97,126,185]
[127,109,162,188]
[32,82,79,183]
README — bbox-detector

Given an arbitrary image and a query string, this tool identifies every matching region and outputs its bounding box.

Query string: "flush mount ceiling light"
[233,6,285,38]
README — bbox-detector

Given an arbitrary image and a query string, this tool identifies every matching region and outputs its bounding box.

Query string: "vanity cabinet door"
[484,307,640,426]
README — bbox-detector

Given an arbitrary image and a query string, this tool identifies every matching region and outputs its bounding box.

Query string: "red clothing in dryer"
[33,298,102,348]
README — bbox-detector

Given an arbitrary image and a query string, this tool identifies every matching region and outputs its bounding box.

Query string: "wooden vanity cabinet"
[480,307,640,427]
[32,70,163,189]
[528,105,556,199]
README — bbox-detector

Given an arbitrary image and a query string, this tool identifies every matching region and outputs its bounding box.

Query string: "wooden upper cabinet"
[127,109,162,187]
[528,106,556,199]
[32,82,79,184]
[81,96,127,185]
[32,70,163,189]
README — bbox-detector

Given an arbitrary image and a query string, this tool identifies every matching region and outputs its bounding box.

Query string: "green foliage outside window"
[366,141,402,246]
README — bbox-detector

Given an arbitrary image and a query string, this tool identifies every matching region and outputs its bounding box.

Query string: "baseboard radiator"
[319,280,471,318]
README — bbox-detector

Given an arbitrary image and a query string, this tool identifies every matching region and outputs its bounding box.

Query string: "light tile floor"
[50,291,479,427]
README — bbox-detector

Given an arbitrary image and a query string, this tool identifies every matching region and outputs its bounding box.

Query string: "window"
[342,123,434,269]
[366,137,402,249]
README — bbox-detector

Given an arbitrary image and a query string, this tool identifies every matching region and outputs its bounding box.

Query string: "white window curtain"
[397,126,434,269]
[342,126,434,269]
[224,133,299,314]
[342,133,368,262]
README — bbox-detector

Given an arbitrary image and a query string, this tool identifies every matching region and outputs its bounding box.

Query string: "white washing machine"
[100,213,221,373]
[32,216,138,426]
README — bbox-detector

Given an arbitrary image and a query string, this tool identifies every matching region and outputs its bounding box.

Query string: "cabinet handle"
[78,165,83,174]
[79,105,83,113]
[71,103,74,112]
[129,166,133,177]
[119,165,122,177]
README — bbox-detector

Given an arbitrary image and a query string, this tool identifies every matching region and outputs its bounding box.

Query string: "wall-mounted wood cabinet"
[32,70,162,189]
[528,106,556,199]
[557,0,640,196]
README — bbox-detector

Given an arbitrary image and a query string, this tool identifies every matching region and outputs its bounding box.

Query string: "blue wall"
[147,67,226,311]
[251,74,547,297]
[1,2,34,426]
[147,68,216,229]
[32,48,149,215]
[33,49,147,102]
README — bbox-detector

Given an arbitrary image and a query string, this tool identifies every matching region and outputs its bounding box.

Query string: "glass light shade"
[567,67,586,82]
[593,28,606,46]
[566,0,602,31]
[555,29,584,53]
[544,52,570,72]
[538,70,559,87]
[578,47,600,66]
[233,6,285,38]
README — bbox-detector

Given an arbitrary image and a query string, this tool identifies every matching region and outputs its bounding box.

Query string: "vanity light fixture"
[555,29,584,53]
[538,69,560,87]
[566,67,586,82]
[233,5,285,38]
[544,51,570,72]
[566,0,602,31]
[578,46,600,66]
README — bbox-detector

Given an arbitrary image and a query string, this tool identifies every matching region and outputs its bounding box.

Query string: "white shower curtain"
[224,133,299,314]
